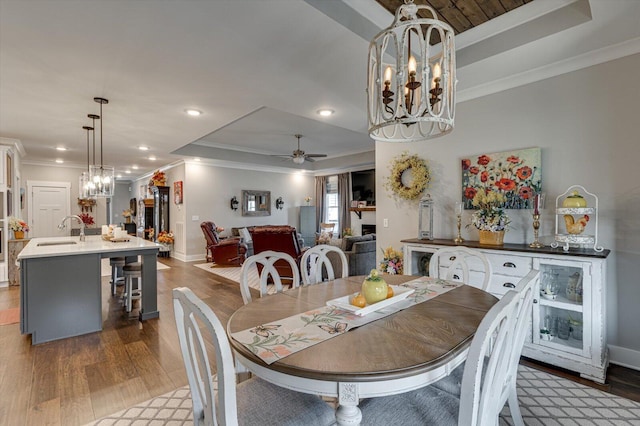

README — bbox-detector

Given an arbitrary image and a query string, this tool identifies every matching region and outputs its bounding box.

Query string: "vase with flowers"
[150,170,166,187]
[122,209,133,224]
[304,196,312,206]
[468,190,510,245]
[9,217,29,239]
[379,246,403,275]
[79,213,95,227]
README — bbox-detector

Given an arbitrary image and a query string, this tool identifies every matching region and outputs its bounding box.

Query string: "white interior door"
[27,181,71,238]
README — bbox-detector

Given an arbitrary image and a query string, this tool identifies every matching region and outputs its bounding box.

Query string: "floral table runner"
[230,276,461,364]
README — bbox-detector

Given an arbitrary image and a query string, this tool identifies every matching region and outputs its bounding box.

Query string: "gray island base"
[18,235,160,345]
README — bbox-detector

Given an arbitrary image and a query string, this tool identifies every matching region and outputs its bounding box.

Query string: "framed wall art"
[461,147,541,209]
[174,181,183,204]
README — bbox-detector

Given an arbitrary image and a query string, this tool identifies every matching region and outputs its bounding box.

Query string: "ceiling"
[1,0,639,180]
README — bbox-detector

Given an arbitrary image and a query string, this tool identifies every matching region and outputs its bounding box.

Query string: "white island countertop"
[17,235,160,260]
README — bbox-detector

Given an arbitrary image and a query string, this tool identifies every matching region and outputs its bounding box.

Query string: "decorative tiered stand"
[551,185,603,252]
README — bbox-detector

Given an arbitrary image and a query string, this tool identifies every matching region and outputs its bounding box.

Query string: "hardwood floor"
[0,257,638,425]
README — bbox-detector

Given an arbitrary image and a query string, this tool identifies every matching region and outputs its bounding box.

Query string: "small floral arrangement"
[469,190,510,232]
[304,196,312,203]
[150,170,166,186]
[122,209,132,218]
[8,217,29,232]
[78,213,95,226]
[342,228,353,237]
[379,246,403,275]
[157,231,174,244]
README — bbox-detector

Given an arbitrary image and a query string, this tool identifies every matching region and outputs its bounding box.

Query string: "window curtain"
[315,175,327,233]
[338,172,350,237]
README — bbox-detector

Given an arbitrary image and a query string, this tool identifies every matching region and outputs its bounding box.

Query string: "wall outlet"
[192,215,199,221]
[383,218,389,227]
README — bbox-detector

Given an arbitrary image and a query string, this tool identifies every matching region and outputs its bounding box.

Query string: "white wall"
[375,53,640,366]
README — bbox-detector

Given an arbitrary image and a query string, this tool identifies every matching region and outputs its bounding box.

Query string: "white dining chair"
[300,244,349,285]
[359,269,539,426]
[172,287,336,426]
[239,250,301,305]
[429,246,493,290]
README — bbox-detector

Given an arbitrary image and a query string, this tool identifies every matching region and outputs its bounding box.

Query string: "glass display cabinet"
[150,185,170,242]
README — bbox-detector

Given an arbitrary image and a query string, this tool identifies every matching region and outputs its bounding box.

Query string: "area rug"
[100,258,169,276]
[85,365,640,425]
[0,307,20,326]
[193,263,276,294]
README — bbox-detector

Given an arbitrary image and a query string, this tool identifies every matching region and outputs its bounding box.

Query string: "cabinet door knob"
[503,282,516,288]
[449,256,456,261]
[453,274,460,280]
[533,299,538,304]
[503,262,516,268]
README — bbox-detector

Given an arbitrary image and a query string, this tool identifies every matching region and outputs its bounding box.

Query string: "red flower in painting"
[469,166,479,175]
[495,178,516,192]
[480,171,489,183]
[516,166,533,180]
[519,186,533,199]
[464,187,477,200]
[507,155,520,164]
[462,159,471,170]
[477,155,491,166]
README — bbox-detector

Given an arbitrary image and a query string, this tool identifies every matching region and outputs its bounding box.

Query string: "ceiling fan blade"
[305,154,327,158]
[270,154,293,159]
[304,157,315,162]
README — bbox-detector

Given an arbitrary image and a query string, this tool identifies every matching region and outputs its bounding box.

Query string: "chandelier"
[367,0,456,142]
[89,97,115,197]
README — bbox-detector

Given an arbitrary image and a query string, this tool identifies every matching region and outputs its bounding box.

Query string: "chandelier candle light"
[89,97,115,197]
[368,0,456,142]
[454,201,464,244]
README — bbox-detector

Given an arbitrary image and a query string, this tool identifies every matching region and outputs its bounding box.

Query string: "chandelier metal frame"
[367,0,456,142]
[89,97,115,197]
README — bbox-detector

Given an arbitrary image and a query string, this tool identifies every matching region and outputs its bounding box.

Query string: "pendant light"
[89,97,115,197]
[367,0,456,142]
[79,124,94,199]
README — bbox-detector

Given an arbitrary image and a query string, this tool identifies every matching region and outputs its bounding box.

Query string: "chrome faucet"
[58,215,86,241]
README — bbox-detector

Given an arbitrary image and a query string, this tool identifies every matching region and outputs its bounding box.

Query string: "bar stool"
[123,262,142,312]
[110,257,126,296]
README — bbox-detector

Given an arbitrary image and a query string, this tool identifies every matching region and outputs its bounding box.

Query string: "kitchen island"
[17,235,160,344]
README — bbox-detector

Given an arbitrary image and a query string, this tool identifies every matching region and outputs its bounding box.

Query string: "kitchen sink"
[37,241,78,247]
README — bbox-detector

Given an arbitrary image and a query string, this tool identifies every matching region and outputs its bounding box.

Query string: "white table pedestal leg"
[336,382,362,425]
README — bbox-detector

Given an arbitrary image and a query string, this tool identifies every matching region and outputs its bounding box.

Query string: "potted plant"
[469,190,510,245]
[8,217,29,239]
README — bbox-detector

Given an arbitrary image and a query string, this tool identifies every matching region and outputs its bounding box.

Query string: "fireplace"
[362,224,376,235]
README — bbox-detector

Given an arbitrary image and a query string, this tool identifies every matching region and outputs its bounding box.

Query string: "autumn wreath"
[384,152,430,200]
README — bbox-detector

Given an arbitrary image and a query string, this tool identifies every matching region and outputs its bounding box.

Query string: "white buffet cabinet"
[402,238,610,383]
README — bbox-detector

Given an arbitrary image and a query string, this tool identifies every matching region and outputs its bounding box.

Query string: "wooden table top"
[228,275,498,383]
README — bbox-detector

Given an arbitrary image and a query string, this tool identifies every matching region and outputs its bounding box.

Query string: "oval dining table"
[227,274,498,425]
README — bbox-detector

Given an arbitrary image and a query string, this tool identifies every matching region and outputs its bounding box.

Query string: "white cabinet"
[402,238,610,383]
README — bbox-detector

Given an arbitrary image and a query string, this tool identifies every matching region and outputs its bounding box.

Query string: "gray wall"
[375,52,640,368]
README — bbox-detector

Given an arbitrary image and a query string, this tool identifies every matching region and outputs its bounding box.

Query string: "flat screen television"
[351,169,375,206]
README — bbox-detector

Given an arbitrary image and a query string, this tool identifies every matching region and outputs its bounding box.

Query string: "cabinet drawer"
[486,254,532,277]
[487,274,522,297]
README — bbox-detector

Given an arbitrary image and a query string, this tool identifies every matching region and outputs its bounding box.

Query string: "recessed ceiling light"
[138,146,149,151]
[55,159,63,164]
[116,174,122,179]
[194,157,201,161]
[125,170,131,174]
[149,156,156,161]
[56,147,67,151]
[132,165,139,170]
[317,109,334,117]
[185,109,202,117]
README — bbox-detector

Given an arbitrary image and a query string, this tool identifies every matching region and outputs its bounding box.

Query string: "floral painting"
[461,147,541,209]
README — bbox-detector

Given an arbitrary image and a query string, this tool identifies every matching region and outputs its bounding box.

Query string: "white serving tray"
[326,285,415,316]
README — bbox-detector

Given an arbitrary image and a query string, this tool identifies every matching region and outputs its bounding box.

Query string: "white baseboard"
[185,254,207,263]
[608,345,640,372]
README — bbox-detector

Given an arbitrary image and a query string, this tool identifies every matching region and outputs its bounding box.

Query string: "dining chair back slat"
[301,244,349,285]
[429,246,493,290]
[240,250,300,304]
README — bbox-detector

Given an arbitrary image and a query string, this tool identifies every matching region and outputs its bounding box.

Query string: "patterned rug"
[193,263,276,294]
[85,365,640,425]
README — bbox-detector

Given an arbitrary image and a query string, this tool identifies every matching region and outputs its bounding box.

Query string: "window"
[324,175,339,231]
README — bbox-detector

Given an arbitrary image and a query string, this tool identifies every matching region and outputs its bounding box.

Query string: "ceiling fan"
[273,134,327,164]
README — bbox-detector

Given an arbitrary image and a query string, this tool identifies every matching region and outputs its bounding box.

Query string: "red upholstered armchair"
[249,225,305,284]
[200,222,247,266]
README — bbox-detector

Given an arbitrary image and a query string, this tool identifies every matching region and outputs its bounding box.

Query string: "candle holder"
[454,213,464,244]
[529,213,543,248]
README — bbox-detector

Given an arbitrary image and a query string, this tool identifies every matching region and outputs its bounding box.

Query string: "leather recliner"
[200,221,247,266]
